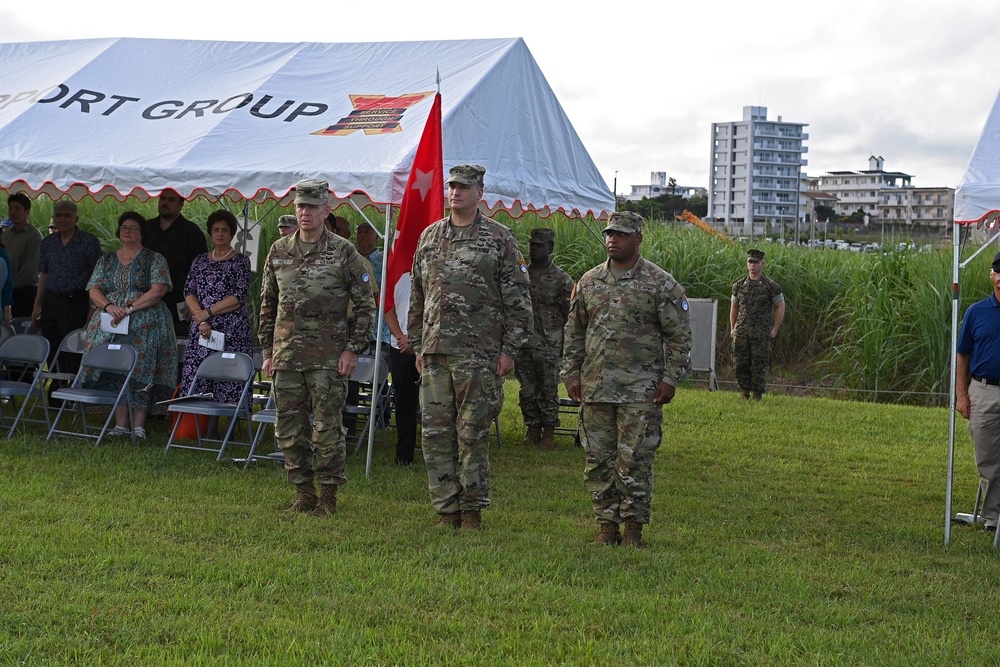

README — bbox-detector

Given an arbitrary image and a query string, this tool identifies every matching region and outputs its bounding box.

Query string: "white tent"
[0,36,612,218]
[955,87,1000,227]
[945,86,1000,544]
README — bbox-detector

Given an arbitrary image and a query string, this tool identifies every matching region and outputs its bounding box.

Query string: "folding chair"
[164,351,255,460]
[0,322,15,346]
[9,316,38,335]
[38,328,87,387]
[348,353,391,454]
[0,334,51,436]
[556,397,582,447]
[243,390,284,467]
[47,343,138,446]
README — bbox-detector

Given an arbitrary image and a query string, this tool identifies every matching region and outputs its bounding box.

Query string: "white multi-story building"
[807,156,954,230]
[626,171,706,201]
[807,156,911,221]
[707,106,809,235]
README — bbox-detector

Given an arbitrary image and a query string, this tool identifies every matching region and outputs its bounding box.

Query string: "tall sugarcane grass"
[14,198,986,405]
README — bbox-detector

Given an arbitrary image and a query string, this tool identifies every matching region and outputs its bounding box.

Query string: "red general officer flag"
[384,92,443,312]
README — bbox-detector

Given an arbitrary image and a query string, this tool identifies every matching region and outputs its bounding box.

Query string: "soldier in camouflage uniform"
[729,248,784,400]
[258,179,375,517]
[409,164,533,531]
[515,228,574,449]
[562,211,691,548]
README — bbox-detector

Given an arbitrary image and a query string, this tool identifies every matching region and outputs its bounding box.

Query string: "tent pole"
[946,220,959,545]
[365,204,392,479]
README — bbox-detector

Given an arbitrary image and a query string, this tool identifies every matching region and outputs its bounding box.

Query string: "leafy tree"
[814,204,836,222]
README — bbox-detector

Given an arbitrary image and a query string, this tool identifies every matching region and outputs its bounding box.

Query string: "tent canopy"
[0,37,612,219]
[956,85,1000,225]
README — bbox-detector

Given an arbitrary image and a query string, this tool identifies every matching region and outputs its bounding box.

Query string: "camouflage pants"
[421,354,502,514]
[514,343,561,427]
[732,334,771,394]
[579,402,664,525]
[273,369,348,487]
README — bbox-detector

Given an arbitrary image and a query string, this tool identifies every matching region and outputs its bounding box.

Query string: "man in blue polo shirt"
[956,251,1000,533]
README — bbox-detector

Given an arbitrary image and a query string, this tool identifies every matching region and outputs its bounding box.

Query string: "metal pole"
[366,204,392,479]
[945,219,959,544]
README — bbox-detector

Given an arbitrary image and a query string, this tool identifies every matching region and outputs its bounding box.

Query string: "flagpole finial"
[436,67,441,92]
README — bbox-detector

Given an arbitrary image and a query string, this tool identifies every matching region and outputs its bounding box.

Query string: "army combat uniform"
[515,254,574,434]
[562,255,691,527]
[731,273,783,396]
[259,228,375,489]
[409,211,532,516]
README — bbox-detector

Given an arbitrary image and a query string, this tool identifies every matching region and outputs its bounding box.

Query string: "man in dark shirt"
[5,192,42,318]
[145,188,207,335]
[31,201,102,375]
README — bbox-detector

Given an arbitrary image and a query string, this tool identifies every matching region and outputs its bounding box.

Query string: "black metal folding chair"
[47,343,138,446]
[164,351,256,460]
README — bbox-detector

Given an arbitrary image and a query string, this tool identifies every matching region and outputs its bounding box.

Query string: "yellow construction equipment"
[675,210,731,243]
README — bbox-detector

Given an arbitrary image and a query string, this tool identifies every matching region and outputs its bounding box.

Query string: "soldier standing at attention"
[730,248,784,400]
[516,228,574,450]
[562,211,691,548]
[409,164,533,531]
[258,180,375,517]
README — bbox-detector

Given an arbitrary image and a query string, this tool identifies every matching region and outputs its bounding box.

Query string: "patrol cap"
[992,252,1000,271]
[747,249,765,262]
[292,179,330,206]
[446,164,486,187]
[602,211,644,235]
[530,228,555,244]
[277,214,297,229]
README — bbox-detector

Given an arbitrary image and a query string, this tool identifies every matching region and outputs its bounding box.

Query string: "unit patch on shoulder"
[362,272,370,283]
[519,260,528,273]
[681,298,689,311]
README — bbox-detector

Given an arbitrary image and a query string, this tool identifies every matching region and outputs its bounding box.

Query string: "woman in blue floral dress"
[84,212,177,439]
[179,209,253,407]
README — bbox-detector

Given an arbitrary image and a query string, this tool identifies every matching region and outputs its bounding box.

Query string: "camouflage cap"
[602,211,644,235]
[747,249,765,262]
[292,179,330,206]
[277,214,297,229]
[446,164,486,187]
[530,228,556,244]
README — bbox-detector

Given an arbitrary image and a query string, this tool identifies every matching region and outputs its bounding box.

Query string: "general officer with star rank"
[259,179,375,518]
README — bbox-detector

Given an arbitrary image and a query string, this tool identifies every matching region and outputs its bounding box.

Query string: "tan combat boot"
[459,510,482,531]
[310,484,338,517]
[590,522,621,546]
[284,481,318,514]
[622,521,646,548]
[523,426,541,445]
[539,426,556,451]
[433,512,461,529]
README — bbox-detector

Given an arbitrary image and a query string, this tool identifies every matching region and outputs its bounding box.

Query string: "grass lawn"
[1,384,997,665]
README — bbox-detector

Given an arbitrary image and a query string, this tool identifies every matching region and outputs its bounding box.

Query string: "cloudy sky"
[1,0,996,196]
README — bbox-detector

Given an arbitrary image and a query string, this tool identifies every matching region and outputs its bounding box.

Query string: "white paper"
[197,330,225,352]
[177,302,190,321]
[100,312,129,334]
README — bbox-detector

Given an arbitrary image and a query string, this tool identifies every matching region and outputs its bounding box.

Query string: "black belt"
[972,376,1000,386]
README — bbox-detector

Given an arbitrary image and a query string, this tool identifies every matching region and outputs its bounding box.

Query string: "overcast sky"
[1,0,996,196]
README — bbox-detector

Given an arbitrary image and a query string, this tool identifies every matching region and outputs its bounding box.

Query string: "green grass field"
[2,383,997,665]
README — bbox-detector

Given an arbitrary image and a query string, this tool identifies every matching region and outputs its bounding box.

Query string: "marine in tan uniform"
[562,211,691,548]
[258,179,375,517]
[515,227,573,449]
[409,164,533,531]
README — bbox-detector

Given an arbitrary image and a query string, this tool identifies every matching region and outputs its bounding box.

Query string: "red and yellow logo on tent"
[312,92,434,136]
